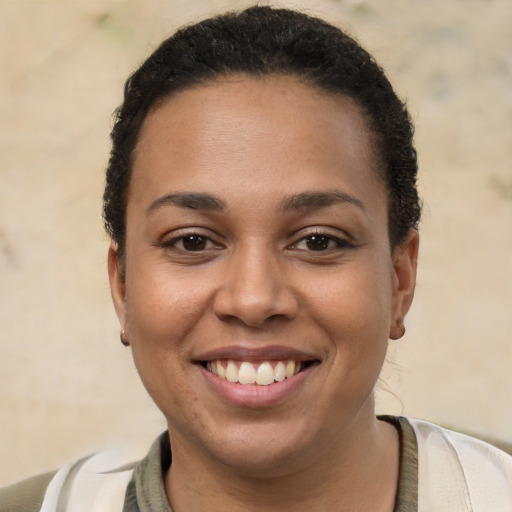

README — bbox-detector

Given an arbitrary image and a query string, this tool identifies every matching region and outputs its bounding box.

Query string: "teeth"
[285,360,296,379]
[207,359,304,386]
[225,360,238,383]
[274,361,286,382]
[256,362,274,386]
[238,362,256,384]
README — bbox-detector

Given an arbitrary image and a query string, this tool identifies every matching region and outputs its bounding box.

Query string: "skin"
[109,76,419,511]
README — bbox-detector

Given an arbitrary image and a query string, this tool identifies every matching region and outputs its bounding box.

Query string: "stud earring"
[391,319,406,340]
[120,329,129,347]
[397,320,406,339]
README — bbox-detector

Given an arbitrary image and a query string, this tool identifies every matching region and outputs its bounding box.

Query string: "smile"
[205,359,314,386]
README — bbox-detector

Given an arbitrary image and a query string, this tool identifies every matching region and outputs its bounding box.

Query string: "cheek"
[125,269,208,415]
[125,261,213,339]
[306,257,393,378]
[309,259,392,334]
[123,263,217,401]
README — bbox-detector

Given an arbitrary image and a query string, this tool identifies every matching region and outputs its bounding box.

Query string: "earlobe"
[389,229,419,340]
[108,242,127,329]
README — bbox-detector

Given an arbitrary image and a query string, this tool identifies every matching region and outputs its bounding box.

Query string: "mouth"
[199,358,319,386]
[194,347,321,407]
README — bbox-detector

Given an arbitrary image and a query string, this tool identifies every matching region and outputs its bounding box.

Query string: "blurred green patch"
[351,3,373,17]
[94,7,132,43]
[489,175,512,201]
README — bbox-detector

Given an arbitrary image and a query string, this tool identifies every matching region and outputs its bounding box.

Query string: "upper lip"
[194,345,320,363]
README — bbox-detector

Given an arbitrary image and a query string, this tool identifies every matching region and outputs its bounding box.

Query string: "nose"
[213,245,299,327]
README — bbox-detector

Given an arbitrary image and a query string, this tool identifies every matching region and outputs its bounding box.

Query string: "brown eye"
[181,235,207,251]
[305,235,331,251]
[291,233,350,253]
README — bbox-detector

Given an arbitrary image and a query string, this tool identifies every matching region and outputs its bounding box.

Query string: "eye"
[293,233,349,252]
[165,234,217,252]
[304,234,333,251]
[180,235,208,251]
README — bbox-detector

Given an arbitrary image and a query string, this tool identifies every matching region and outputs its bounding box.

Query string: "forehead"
[129,76,385,214]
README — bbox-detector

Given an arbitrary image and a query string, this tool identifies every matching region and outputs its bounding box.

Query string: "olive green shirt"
[122,415,418,512]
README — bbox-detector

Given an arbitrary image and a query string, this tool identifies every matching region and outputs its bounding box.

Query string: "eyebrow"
[146,192,226,215]
[146,190,364,216]
[280,191,365,213]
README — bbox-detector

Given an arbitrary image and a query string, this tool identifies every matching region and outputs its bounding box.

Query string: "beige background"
[1,0,511,485]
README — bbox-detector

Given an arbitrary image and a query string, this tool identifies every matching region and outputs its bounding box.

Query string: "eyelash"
[290,232,352,252]
[160,233,222,252]
[160,230,351,254]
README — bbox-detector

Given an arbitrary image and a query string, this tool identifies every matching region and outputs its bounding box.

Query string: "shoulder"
[408,418,512,511]
[0,470,57,512]
[0,448,140,512]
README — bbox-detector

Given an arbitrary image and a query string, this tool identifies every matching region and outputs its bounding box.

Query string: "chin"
[196,421,322,478]
[216,442,308,478]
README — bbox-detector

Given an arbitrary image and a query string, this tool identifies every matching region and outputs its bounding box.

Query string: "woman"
[2,6,511,512]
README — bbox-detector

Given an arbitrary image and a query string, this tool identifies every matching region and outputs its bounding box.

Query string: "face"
[109,76,418,476]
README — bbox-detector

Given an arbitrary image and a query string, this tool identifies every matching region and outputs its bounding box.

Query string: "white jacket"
[37,419,512,512]
[410,418,512,511]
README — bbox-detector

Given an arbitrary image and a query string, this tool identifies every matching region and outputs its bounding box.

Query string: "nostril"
[213,289,300,327]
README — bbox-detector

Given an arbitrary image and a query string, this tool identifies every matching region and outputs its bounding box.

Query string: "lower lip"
[199,364,315,408]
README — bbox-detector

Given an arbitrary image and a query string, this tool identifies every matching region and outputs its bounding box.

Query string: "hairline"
[116,74,399,264]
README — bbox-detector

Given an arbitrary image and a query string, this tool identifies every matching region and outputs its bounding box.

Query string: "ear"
[389,229,419,340]
[108,242,127,330]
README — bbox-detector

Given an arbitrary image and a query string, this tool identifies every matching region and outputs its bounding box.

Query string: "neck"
[165,412,399,512]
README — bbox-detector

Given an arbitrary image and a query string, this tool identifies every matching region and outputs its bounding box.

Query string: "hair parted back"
[103,5,421,257]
